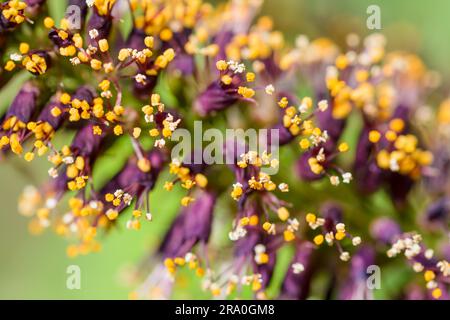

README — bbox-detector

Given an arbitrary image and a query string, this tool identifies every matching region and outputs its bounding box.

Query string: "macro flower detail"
[0,0,449,302]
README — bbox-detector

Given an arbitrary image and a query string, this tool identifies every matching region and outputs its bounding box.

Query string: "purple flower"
[37,86,94,133]
[425,197,450,223]
[370,218,402,245]
[100,149,166,212]
[280,242,315,300]
[339,246,376,299]
[194,81,240,116]
[4,82,39,124]
[87,10,113,47]
[316,99,346,142]
[159,190,216,259]
[163,30,195,76]
[70,123,105,158]
[125,28,158,99]
[354,127,383,193]
[36,96,66,130]
[296,140,336,181]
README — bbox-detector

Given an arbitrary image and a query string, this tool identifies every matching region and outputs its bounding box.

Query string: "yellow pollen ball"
[118,49,130,61]
[19,42,29,54]
[246,72,256,82]
[5,60,15,71]
[313,234,324,245]
[60,93,71,104]
[385,130,397,142]
[160,28,173,41]
[113,125,123,136]
[43,17,54,29]
[277,207,290,221]
[105,193,114,202]
[51,107,62,117]
[335,231,346,240]
[369,130,381,143]
[137,158,151,173]
[305,213,316,223]
[299,139,310,149]
[221,75,232,85]
[237,86,255,99]
[98,39,109,52]
[284,230,295,242]
[93,126,102,135]
[278,97,288,108]
[216,60,228,71]
[389,118,405,132]
[106,210,118,220]
[432,288,442,299]
[144,36,154,48]
[338,142,349,153]
[24,152,35,162]
[249,215,259,226]
[132,127,141,139]
[240,217,250,226]
[90,59,102,70]
[263,222,272,231]
[258,253,269,264]
[195,173,208,188]
[424,270,435,282]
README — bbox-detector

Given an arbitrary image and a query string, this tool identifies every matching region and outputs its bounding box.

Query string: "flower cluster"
[1,0,449,300]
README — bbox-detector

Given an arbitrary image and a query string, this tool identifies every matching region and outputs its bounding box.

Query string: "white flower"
[126,220,133,229]
[123,193,133,206]
[342,172,353,184]
[254,244,266,254]
[352,236,361,246]
[292,263,305,274]
[426,280,438,290]
[62,213,73,224]
[389,158,399,172]
[227,60,245,73]
[298,103,308,114]
[330,175,340,186]
[145,213,153,221]
[114,189,124,198]
[89,29,99,39]
[48,167,58,178]
[86,0,95,7]
[70,57,81,65]
[318,100,328,112]
[154,139,166,148]
[265,84,275,95]
[144,114,154,123]
[278,183,289,192]
[62,156,74,164]
[316,148,325,162]
[101,90,113,99]
[10,53,22,61]
[89,201,99,209]
[45,198,57,209]
[413,262,424,272]
[340,252,350,261]
[336,223,346,233]
[135,73,147,84]
[437,260,450,276]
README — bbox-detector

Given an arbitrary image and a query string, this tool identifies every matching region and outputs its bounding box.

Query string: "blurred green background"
[1,0,450,299]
